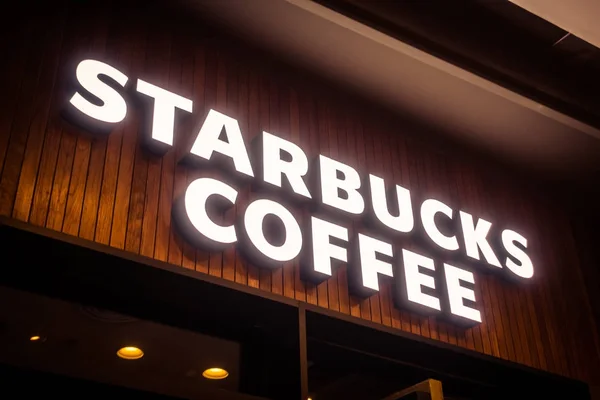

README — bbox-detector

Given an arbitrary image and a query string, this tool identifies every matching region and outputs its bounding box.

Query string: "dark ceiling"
[316,0,600,130]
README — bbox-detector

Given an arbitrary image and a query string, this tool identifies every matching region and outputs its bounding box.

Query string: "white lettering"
[190,109,254,177]
[459,211,501,268]
[444,263,481,323]
[501,229,534,278]
[69,59,128,123]
[357,234,394,292]
[421,199,459,251]
[65,58,531,328]
[183,178,238,245]
[401,249,441,311]
[319,155,364,215]
[310,217,348,277]
[243,199,302,262]
[369,174,414,233]
[262,132,311,198]
[136,79,193,146]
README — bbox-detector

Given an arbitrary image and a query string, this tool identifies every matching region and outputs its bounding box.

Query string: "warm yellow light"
[29,335,41,341]
[116,346,144,360]
[202,367,229,380]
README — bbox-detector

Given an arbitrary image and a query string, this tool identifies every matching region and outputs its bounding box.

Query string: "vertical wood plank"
[392,135,415,334]
[464,186,492,356]
[93,19,133,245]
[370,125,392,327]
[268,79,284,295]
[406,140,429,337]
[0,18,37,185]
[190,38,209,275]
[526,294,551,370]
[79,135,108,241]
[523,194,575,376]
[468,171,509,357]
[495,176,540,368]
[205,42,224,278]
[452,160,483,353]
[124,19,151,255]
[153,40,179,262]
[233,62,249,283]
[561,216,600,380]
[362,118,382,324]
[468,169,503,359]
[422,150,445,343]
[552,210,593,380]
[517,287,541,367]
[61,5,110,237]
[438,155,468,348]
[12,14,66,224]
[505,268,534,366]
[219,46,238,283]
[290,87,306,302]
[402,139,421,336]
[497,179,556,367]
[245,67,261,287]
[110,20,147,250]
[487,278,509,359]
[0,18,51,217]
[139,23,171,258]
[235,63,251,285]
[344,110,361,318]
[28,12,83,230]
[477,173,516,362]
[304,93,319,306]
[167,26,194,269]
[517,194,566,374]
[62,134,92,236]
[486,174,540,367]
[46,129,76,232]
[354,118,371,321]
[379,123,402,330]
[334,105,350,315]
[257,73,271,290]
[44,4,102,234]
[315,100,329,309]
[279,85,296,299]
[75,9,110,241]
[556,211,600,380]
[323,103,339,312]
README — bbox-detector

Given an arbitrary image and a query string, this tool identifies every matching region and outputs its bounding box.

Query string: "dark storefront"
[1,1,600,399]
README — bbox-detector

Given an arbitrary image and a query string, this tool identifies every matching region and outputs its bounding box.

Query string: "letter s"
[501,229,534,279]
[69,59,129,123]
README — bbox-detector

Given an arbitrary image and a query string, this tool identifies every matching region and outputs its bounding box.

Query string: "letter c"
[183,178,238,245]
[420,199,459,251]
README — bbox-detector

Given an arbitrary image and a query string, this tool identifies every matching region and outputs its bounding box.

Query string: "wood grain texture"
[2,1,599,385]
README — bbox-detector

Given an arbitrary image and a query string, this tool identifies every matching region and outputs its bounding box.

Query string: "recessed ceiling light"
[116,346,144,360]
[202,367,229,380]
[29,335,41,341]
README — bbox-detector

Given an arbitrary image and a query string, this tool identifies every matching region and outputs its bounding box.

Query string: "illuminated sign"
[66,59,535,326]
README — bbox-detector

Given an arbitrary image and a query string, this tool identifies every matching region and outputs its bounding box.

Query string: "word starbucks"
[67,59,534,326]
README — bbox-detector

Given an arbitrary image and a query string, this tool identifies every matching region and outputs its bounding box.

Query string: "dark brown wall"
[1,0,599,385]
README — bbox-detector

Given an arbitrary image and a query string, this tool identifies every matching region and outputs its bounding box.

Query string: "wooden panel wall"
[2,0,599,385]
